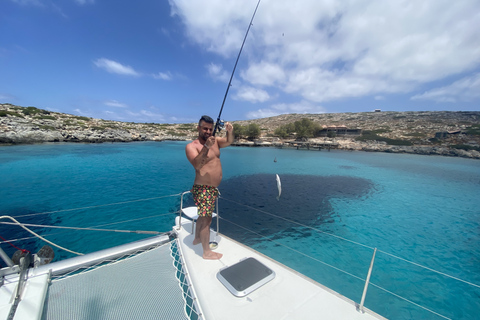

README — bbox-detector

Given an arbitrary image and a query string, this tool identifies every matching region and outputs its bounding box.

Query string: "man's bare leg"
[192,216,204,246]
[193,216,222,260]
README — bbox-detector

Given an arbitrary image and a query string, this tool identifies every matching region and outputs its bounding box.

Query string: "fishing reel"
[216,120,225,132]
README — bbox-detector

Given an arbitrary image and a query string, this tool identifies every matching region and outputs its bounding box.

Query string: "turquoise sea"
[1,141,479,319]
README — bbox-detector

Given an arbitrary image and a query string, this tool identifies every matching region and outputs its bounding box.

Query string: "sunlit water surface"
[1,141,479,319]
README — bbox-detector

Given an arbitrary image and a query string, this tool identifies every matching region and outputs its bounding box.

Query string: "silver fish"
[276,174,282,201]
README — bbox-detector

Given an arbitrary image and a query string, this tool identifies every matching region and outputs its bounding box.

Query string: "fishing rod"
[213,0,261,136]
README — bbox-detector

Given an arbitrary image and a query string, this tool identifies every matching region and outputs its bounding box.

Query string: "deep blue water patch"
[217,173,374,245]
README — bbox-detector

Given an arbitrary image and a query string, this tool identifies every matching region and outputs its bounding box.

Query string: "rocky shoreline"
[0,104,194,144]
[1,104,480,159]
[231,139,480,159]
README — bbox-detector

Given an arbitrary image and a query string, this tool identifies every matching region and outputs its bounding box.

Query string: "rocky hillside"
[0,104,197,144]
[234,111,480,143]
[234,110,480,159]
[1,103,480,159]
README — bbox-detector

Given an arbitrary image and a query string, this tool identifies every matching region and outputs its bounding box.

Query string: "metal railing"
[218,196,480,320]
[2,192,479,320]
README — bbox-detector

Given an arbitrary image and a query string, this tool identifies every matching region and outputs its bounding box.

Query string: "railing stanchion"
[178,191,190,230]
[0,246,14,268]
[216,196,219,235]
[358,247,377,313]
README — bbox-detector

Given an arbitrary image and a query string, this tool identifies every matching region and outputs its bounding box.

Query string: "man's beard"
[200,132,211,142]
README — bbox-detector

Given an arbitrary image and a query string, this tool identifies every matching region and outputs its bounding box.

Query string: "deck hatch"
[217,257,275,297]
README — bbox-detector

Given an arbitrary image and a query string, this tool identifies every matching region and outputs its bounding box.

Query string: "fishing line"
[213,0,261,136]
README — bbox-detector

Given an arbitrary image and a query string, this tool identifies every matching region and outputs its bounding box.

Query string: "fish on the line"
[276,174,281,201]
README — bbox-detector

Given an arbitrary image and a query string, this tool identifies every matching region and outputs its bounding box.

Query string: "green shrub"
[245,123,261,139]
[233,123,245,139]
[22,106,50,116]
[274,118,321,139]
[274,126,289,139]
[356,131,413,146]
[72,116,91,122]
[0,111,24,117]
[466,125,480,136]
[36,115,57,120]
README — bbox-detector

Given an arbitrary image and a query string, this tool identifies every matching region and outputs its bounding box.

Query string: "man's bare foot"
[203,251,223,260]
[193,238,201,245]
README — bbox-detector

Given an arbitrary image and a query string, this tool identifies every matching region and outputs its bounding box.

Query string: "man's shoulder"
[187,139,199,146]
[186,139,201,150]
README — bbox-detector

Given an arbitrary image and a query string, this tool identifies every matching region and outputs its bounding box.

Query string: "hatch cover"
[217,257,275,297]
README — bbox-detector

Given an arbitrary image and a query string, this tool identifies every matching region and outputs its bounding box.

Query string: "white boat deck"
[174,217,386,320]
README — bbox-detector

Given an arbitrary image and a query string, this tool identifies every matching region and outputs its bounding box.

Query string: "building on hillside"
[434,130,462,139]
[316,125,362,137]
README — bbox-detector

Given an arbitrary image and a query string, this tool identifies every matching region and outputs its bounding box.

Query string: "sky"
[1,0,479,124]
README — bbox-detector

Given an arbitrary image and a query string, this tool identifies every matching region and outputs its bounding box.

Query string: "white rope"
[0,216,83,256]
[0,222,161,235]
[0,212,175,244]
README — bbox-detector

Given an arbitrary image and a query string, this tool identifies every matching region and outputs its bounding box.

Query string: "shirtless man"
[185,115,233,260]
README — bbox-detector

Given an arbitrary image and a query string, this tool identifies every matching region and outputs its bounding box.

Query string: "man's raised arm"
[217,122,234,149]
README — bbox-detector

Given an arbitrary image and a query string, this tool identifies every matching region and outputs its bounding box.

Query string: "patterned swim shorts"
[192,185,219,217]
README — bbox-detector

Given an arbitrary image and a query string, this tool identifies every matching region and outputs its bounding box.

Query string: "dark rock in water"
[217,173,374,244]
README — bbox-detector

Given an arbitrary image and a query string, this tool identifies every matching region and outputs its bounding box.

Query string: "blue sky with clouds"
[1,0,479,124]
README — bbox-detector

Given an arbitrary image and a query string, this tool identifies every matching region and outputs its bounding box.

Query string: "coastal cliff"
[1,104,479,159]
[0,104,193,144]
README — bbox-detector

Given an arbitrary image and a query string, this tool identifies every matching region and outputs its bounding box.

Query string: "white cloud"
[206,63,229,82]
[0,93,16,101]
[126,110,166,123]
[411,73,480,103]
[73,108,91,117]
[169,0,253,57]
[152,71,173,80]
[75,0,95,5]
[94,58,141,77]
[233,86,270,103]
[246,101,326,119]
[104,100,128,108]
[170,0,480,105]
[241,61,286,86]
[10,0,43,6]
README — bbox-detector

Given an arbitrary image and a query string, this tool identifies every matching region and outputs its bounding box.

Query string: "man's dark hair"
[199,115,214,126]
